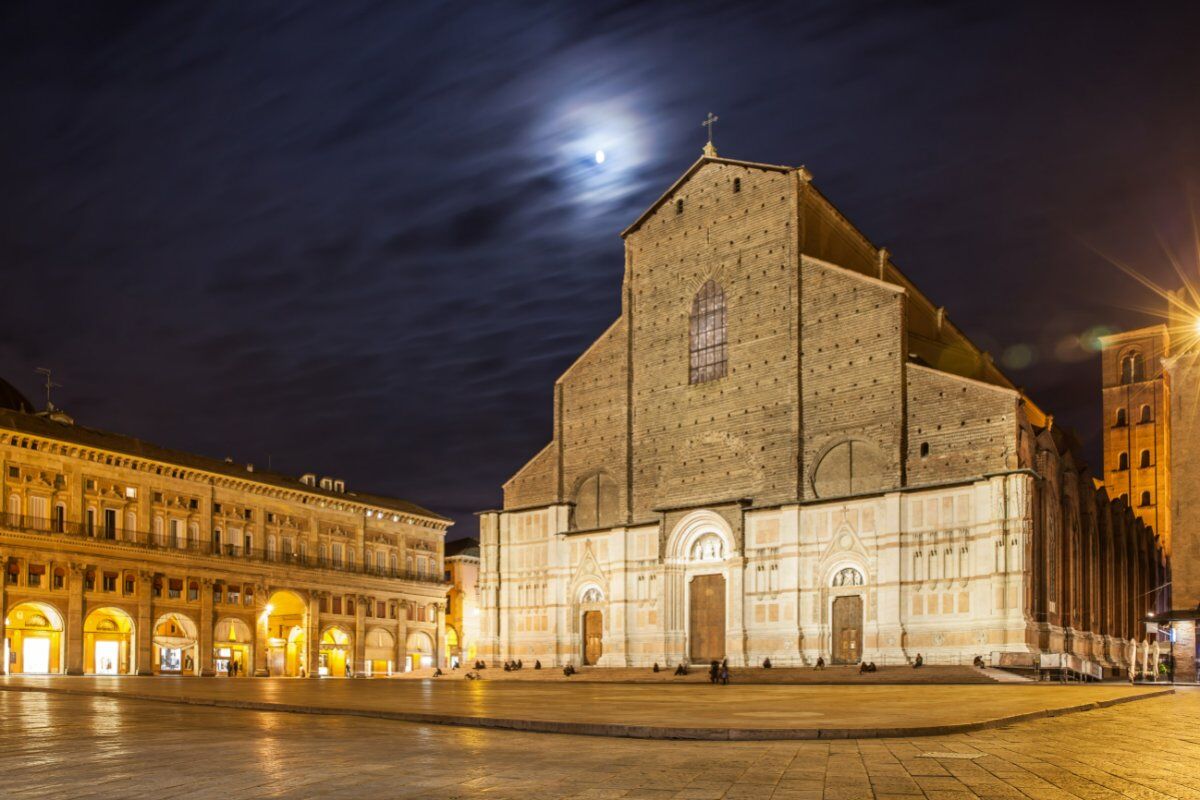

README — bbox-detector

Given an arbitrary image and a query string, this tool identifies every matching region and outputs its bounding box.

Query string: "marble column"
[198,578,215,676]
[65,563,86,675]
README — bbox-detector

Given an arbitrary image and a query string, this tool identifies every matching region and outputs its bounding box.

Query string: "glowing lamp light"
[1192,316,1200,336]
[264,604,274,615]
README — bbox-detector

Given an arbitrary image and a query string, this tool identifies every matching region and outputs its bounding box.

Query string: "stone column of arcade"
[395,601,408,673]
[136,570,154,675]
[65,563,86,675]
[0,549,7,676]
[253,584,268,677]
[306,592,321,678]
[435,601,447,669]
[198,579,215,676]
[353,595,366,677]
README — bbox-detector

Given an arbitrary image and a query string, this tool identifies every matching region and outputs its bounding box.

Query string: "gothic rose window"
[689,280,727,384]
[832,567,864,587]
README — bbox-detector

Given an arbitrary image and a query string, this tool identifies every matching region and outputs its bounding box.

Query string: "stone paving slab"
[0,689,1194,799]
[0,676,1170,740]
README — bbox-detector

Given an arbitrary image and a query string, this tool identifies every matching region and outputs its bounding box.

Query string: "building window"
[733,177,741,193]
[244,585,254,606]
[689,279,727,384]
[5,561,17,585]
[1118,452,1129,471]
[153,577,162,597]
[52,567,65,590]
[188,581,199,601]
[675,198,684,214]
[168,578,182,599]
[1140,404,1152,423]
[103,573,118,593]
[332,596,343,615]
[1120,352,1144,384]
[1140,450,1151,468]
[124,575,135,594]
[1115,408,1127,427]
[27,563,44,587]
[228,586,241,605]
[213,583,223,604]
[85,570,96,591]
[377,601,386,618]
[1140,491,1152,507]
[54,504,65,532]
[332,543,343,568]
[346,597,355,615]
[920,442,930,457]
[86,507,96,536]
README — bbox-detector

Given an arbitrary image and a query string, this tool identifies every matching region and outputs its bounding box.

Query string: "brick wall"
[906,364,1018,486]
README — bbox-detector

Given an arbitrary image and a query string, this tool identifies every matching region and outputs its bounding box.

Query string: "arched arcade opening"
[4,601,64,674]
[84,607,135,675]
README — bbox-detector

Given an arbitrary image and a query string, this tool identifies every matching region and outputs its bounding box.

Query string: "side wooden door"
[583,610,603,665]
[832,595,863,664]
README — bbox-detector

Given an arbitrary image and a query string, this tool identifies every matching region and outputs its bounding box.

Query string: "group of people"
[502,659,524,671]
[857,661,878,673]
[709,659,731,684]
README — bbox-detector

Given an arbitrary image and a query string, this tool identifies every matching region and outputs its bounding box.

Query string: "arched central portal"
[688,574,726,662]
[265,590,307,676]
[214,618,253,676]
[84,607,135,675]
[406,630,433,672]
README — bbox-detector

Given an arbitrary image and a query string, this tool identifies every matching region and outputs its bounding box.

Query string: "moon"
[594,149,605,164]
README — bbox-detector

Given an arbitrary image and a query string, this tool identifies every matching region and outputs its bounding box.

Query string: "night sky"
[3,2,1199,537]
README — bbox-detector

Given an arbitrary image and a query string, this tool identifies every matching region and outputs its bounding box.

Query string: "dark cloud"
[1,1,1199,535]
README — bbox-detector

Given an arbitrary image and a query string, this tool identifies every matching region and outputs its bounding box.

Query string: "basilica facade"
[478,147,1166,673]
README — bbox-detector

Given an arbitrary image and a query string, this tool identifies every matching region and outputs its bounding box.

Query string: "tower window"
[689,279,727,384]
[733,178,741,193]
[1120,352,1144,384]
[1140,404,1152,423]
[1140,491,1152,507]
[920,442,930,457]
[1118,452,1128,471]
[675,198,684,214]
[1139,450,1151,468]
[1115,408,1127,427]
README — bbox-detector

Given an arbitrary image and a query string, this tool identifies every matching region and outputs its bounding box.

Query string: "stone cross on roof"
[702,112,718,157]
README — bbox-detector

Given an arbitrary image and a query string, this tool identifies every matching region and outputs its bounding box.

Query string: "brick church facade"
[478,147,1165,672]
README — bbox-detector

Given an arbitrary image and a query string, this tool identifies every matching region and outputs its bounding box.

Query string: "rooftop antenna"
[34,367,60,412]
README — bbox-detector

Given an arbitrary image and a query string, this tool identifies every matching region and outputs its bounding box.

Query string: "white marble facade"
[478,472,1036,667]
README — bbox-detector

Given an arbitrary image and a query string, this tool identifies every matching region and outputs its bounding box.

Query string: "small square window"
[189,498,198,510]
[213,503,222,513]
[125,486,137,499]
[7,466,18,478]
[85,478,96,490]
[153,491,163,503]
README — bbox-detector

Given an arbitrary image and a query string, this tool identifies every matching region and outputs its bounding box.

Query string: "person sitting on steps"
[815,656,826,669]
[913,653,924,668]
[762,657,772,669]
[674,662,688,676]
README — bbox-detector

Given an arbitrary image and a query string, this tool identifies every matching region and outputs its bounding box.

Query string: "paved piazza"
[0,677,1166,737]
[0,686,1196,799]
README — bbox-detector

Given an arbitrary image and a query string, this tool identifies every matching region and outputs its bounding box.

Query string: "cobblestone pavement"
[0,676,1163,735]
[0,687,1196,800]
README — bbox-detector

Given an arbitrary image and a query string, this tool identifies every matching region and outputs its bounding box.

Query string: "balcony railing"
[0,513,445,585]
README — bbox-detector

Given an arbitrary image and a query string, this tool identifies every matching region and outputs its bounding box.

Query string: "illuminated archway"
[213,617,253,676]
[364,627,395,676]
[4,601,65,674]
[153,612,198,674]
[406,630,434,672]
[444,625,460,668]
[319,626,352,677]
[265,590,307,676]
[83,607,135,675]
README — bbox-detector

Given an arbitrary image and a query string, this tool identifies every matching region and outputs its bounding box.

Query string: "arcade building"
[0,378,450,677]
